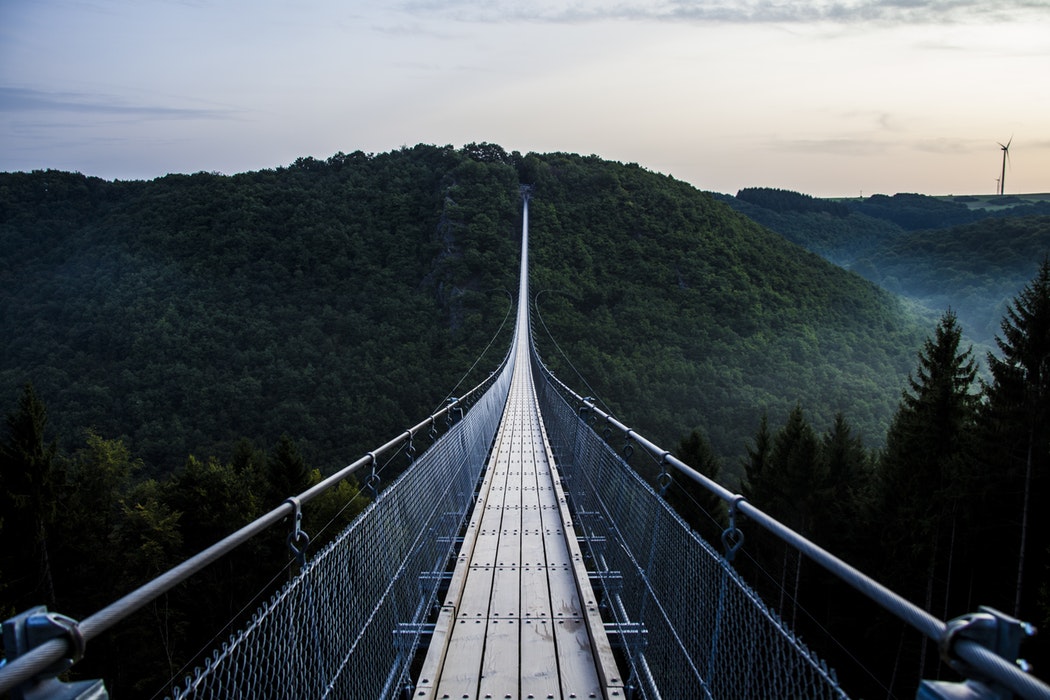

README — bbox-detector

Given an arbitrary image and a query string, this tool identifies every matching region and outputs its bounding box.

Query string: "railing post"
[1,606,107,700]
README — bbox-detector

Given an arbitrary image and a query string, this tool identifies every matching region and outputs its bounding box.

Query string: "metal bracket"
[721,496,747,562]
[283,496,310,567]
[941,607,1032,676]
[1,606,108,700]
[364,452,381,501]
[393,622,435,651]
[404,430,416,465]
[604,621,647,652]
[622,430,635,461]
[656,451,673,496]
[919,606,1036,700]
[580,397,597,426]
[445,397,462,426]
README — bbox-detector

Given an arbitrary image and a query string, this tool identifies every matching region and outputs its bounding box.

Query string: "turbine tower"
[998,137,1012,195]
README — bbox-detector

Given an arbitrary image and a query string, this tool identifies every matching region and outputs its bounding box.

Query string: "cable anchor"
[364,452,380,500]
[284,496,310,567]
[721,496,746,562]
[446,397,461,427]
[622,429,635,461]
[940,606,1035,678]
[656,451,673,496]
[1,606,106,697]
[404,430,416,465]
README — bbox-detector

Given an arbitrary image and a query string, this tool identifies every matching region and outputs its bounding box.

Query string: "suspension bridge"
[2,193,1048,699]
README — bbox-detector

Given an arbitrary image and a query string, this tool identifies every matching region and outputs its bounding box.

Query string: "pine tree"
[878,310,978,685]
[0,383,60,610]
[819,413,873,558]
[981,258,1050,620]
[671,428,727,540]
[773,406,825,623]
[742,413,772,505]
[266,434,311,507]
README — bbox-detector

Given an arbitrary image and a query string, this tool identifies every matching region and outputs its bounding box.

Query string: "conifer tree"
[768,405,824,535]
[0,383,60,610]
[981,258,1050,619]
[671,428,727,540]
[878,310,978,684]
[742,413,772,505]
[819,413,873,559]
[771,406,824,623]
[266,434,311,507]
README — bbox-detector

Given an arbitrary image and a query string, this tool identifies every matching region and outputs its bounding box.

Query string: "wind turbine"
[998,136,1012,195]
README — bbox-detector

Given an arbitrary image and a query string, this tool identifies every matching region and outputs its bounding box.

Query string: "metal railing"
[533,353,1050,700]
[0,348,513,698]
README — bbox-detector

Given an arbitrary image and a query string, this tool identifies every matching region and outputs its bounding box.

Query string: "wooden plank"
[414,605,456,700]
[553,617,602,698]
[520,565,553,620]
[539,406,625,696]
[432,617,487,699]
[519,528,547,567]
[488,565,520,619]
[479,618,520,699]
[547,567,583,620]
[520,617,561,699]
[458,564,497,618]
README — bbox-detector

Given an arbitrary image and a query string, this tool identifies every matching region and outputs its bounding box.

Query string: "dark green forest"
[2,145,1048,697]
[725,187,1050,347]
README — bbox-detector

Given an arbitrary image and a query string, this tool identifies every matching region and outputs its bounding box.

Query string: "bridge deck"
[414,347,623,700]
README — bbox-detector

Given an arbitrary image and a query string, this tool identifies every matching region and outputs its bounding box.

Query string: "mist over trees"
[2,146,1048,696]
[724,187,1050,347]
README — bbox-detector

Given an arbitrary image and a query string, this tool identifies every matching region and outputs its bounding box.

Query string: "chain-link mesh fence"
[535,366,848,700]
[168,361,513,700]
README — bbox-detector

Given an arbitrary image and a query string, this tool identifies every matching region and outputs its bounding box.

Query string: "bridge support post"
[1,606,108,700]
[917,606,1035,700]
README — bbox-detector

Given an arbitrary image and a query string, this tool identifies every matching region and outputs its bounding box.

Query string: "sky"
[1,0,1048,197]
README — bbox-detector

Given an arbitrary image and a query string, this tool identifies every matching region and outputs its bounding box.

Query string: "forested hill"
[1,147,522,474]
[721,187,1050,347]
[2,145,926,478]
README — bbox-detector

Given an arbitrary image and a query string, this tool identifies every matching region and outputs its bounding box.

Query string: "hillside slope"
[1,147,927,480]
[721,188,1050,347]
[523,154,926,474]
[0,147,520,472]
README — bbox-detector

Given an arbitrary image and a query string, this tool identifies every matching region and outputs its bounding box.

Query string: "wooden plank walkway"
[413,339,624,700]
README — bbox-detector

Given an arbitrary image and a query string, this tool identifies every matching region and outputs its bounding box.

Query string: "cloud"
[768,136,892,156]
[395,0,1039,25]
[0,87,235,120]
[913,137,984,154]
